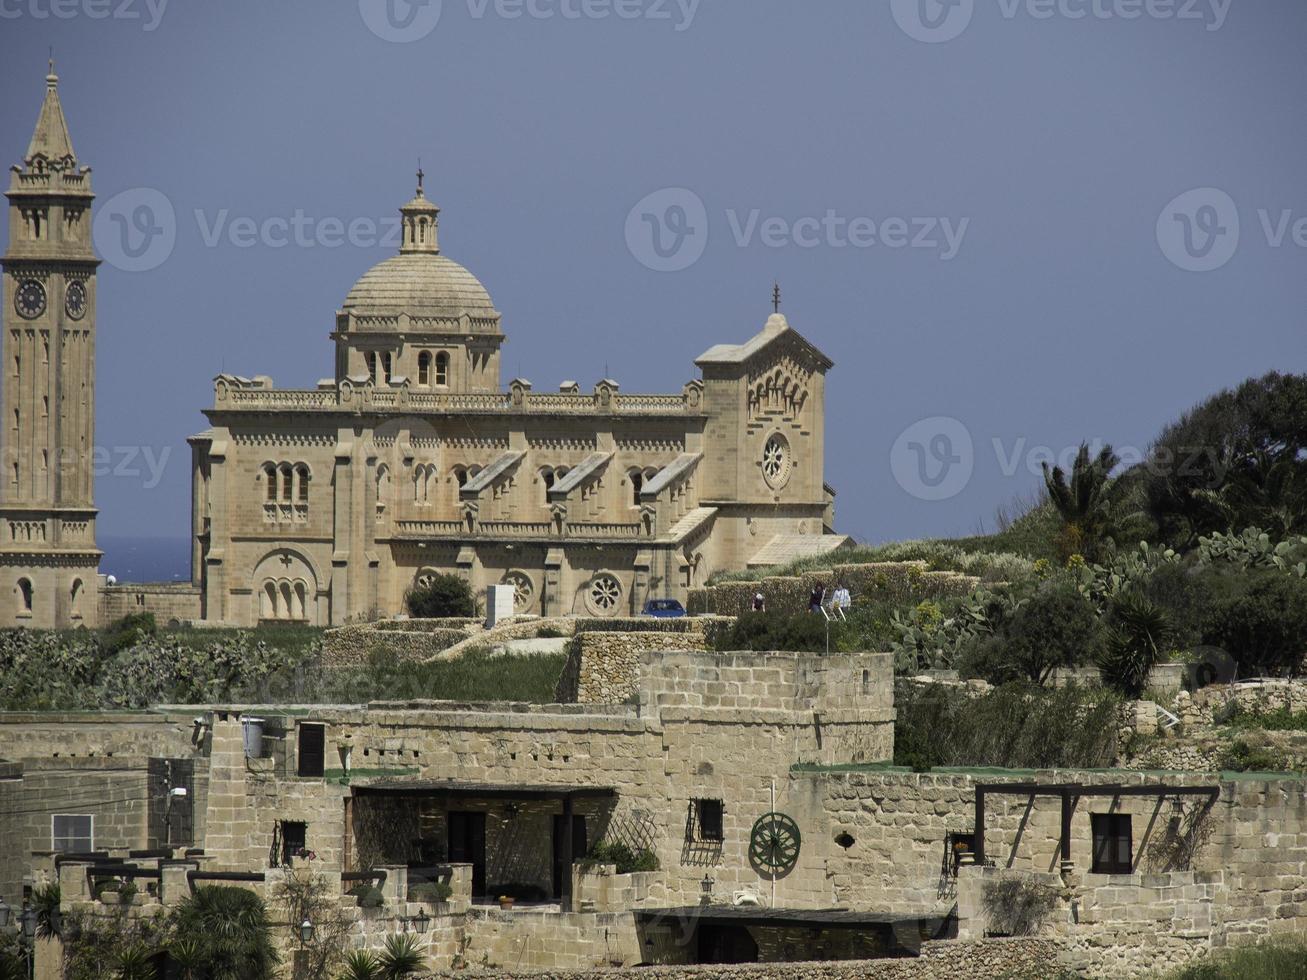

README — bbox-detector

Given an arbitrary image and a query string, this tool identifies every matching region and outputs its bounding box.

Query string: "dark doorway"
[552,814,587,900]
[448,811,487,897]
[697,924,759,964]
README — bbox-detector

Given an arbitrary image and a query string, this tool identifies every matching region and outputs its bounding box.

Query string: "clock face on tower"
[15,279,46,320]
[65,281,87,320]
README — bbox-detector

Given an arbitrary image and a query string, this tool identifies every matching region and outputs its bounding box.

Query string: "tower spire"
[772,281,782,314]
[27,60,76,165]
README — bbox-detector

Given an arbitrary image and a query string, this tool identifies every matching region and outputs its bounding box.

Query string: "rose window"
[762,434,792,489]
[502,571,534,613]
[587,573,623,615]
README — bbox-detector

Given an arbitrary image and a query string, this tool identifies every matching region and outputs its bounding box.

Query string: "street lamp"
[19,901,35,941]
[412,907,430,934]
[298,917,315,945]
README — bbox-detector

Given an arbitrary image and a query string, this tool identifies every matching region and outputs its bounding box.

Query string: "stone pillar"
[161,861,199,906]
[378,866,408,906]
[201,715,255,871]
[56,861,92,902]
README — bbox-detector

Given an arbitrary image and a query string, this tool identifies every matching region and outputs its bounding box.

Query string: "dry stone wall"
[555,633,709,704]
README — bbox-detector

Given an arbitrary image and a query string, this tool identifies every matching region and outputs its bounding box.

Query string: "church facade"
[1,68,847,629]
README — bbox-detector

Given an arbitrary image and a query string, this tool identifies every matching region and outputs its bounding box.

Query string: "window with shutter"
[297,723,326,777]
[1091,814,1133,874]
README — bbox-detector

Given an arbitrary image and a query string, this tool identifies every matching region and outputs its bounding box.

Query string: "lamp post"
[412,907,430,934]
[0,896,10,929]
[298,917,315,945]
[18,900,36,980]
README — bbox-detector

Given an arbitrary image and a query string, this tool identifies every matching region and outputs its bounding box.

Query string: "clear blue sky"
[1,0,1304,577]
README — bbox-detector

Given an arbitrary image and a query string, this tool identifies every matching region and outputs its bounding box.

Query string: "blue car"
[642,599,687,618]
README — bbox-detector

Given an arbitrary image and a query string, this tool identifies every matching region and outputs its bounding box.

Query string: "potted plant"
[498,894,514,911]
[95,880,120,905]
[118,880,139,905]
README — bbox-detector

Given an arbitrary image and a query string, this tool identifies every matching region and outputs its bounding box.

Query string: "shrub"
[1170,939,1307,979]
[712,611,831,653]
[170,886,277,980]
[981,873,1060,937]
[584,841,660,874]
[405,575,476,618]
[409,880,452,905]
[1219,739,1291,774]
[100,612,157,656]
[1098,592,1171,698]
[347,884,385,909]
[1206,575,1307,676]
[893,681,1120,771]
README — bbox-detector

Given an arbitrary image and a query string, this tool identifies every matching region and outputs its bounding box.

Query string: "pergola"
[972,782,1220,867]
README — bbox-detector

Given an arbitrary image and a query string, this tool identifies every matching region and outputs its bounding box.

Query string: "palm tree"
[1097,592,1171,698]
[113,943,158,980]
[32,883,62,940]
[377,934,425,979]
[170,886,278,980]
[1043,443,1127,561]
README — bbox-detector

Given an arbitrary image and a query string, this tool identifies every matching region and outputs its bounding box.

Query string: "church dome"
[342,253,498,319]
[340,173,501,325]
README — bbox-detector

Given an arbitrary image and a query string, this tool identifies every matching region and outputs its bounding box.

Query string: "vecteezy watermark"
[93,188,177,273]
[0,0,169,30]
[625,188,968,272]
[360,0,699,42]
[1157,187,1307,273]
[891,0,1231,43]
[891,420,1233,500]
[891,417,976,502]
[92,188,405,272]
[92,445,172,489]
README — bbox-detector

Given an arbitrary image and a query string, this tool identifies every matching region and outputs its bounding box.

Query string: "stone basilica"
[3,69,847,628]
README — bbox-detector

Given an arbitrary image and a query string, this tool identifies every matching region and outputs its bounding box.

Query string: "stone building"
[0,65,101,630]
[187,174,847,627]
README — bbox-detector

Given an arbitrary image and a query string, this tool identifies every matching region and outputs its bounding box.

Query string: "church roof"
[27,66,76,164]
[696,313,833,372]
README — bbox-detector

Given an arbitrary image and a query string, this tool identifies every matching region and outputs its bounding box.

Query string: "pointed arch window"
[630,469,644,507]
[541,468,555,505]
[17,578,33,615]
[279,464,294,503]
[263,463,278,503]
[70,579,83,619]
[295,464,311,504]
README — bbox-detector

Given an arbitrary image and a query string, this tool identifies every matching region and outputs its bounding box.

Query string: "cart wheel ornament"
[749,812,801,879]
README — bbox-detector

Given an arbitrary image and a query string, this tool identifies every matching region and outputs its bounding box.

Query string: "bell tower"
[0,63,102,628]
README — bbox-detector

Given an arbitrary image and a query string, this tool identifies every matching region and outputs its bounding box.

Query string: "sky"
[1,0,1304,579]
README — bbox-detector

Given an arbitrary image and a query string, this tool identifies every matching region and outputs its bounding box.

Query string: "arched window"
[435,352,449,386]
[279,581,294,620]
[541,468,555,504]
[70,579,83,618]
[263,463,278,503]
[376,465,391,519]
[630,469,644,507]
[418,352,431,386]
[279,464,293,503]
[380,352,392,385]
[261,581,277,620]
[295,464,310,504]
[454,466,469,489]
[292,581,307,621]
[365,351,378,383]
[17,578,33,614]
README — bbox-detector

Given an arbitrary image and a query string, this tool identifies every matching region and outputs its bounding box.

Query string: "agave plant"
[31,883,61,940]
[337,949,382,980]
[378,933,426,979]
[112,942,158,980]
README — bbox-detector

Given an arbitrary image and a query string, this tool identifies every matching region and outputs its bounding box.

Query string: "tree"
[1042,443,1133,561]
[968,582,1103,685]
[169,886,277,980]
[1143,372,1307,548]
[405,574,476,618]
[1206,575,1307,677]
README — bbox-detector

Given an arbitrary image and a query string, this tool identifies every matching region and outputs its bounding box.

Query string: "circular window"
[586,573,623,616]
[502,571,534,613]
[761,434,792,490]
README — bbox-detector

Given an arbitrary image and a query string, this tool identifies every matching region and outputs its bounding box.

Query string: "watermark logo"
[1156,187,1240,273]
[0,0,170,31]
[891,0,975,43]
[93,187,177,273]
[891,417,975,502]
[359,0,443,42]
[625,188,709,273]
[625,189,968,272]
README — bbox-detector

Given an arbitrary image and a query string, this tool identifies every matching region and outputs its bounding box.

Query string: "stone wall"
[555,633,709,704]
[322,622,474,667]
[99,582,203,626]
[412,938,1060,979]
[690,563,979,617]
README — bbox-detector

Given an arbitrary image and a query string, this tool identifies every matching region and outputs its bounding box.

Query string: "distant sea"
[99,536,192,584]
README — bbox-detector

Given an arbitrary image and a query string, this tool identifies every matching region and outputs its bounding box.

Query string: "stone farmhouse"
[0,66,848,630]
[1,646,1305,978]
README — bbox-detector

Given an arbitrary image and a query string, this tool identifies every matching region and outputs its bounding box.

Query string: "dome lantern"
[399,166,440,255]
